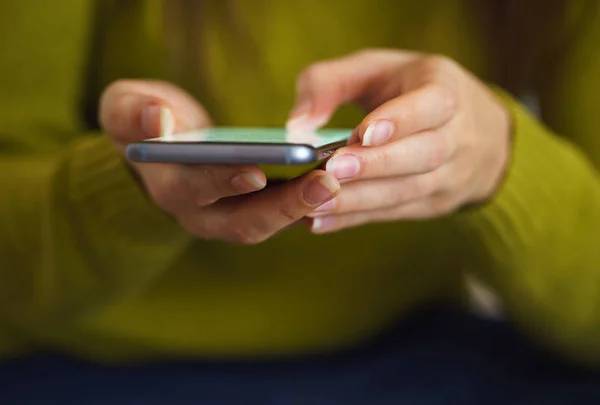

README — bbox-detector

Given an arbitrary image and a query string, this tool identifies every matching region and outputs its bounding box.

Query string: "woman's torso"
[4,0,493,361]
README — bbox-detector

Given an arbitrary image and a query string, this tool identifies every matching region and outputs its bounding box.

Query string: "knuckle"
[423,54,456,71]
[202,167,234,198]
[298,63,327,92]
[279,203,302,222]
[429,195,455,216]
[425,135,448,171]
[427,167,447,193]
[195,218,222,240]
[432,84,457,117]
[394,100,418,131]
[184,168,219,207]
[100,92,132,132]
[396,178,423,204]
[370,147,397,176]
[439,164,462,193]
[228,226,267,245]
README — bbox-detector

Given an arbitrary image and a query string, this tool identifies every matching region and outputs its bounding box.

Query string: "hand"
[286,50,511,234]
[100,80,340,244]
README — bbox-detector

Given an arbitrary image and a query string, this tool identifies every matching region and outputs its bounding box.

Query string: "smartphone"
[126,127,352,166]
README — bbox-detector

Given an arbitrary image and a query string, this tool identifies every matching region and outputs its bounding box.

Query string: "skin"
[99,49,510,242]
[291,50,511,233]
[99,80,340,244]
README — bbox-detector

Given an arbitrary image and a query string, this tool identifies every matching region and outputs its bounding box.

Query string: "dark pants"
[2,308,599,405]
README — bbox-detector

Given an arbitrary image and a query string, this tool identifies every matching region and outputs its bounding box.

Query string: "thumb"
[286,50,417,131]
[99,80,211,149]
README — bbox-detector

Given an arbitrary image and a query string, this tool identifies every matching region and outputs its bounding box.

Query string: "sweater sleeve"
[0,1,190,326]
[450,6,600,366]
[0,134,191,326]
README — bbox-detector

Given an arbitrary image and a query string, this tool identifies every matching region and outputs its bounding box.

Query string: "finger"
[352,83,456,147]
[287,50,418,130]
[198,171,340,244]
[326,130,454,181]
[310,195,459,234]
[99,79,210,145]
[142,164,266,214]
[306,171,440,217]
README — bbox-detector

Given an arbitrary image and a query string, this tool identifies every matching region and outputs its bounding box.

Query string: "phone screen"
[146,127,352,147]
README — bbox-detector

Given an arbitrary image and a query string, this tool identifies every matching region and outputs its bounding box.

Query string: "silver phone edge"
[126,143,330,165]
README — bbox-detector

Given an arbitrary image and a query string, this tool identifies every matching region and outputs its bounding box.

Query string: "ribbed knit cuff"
[450,88,585,262]
[66,135,189,246]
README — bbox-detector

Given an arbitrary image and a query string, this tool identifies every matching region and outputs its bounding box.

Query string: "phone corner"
[285,145,318,165]
[125,143,146,162]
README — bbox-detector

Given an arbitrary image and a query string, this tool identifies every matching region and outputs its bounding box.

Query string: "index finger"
[351,83,456,147]
[286,50,417,130]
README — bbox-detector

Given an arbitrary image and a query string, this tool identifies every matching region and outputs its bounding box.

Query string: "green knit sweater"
[0,0,599,366]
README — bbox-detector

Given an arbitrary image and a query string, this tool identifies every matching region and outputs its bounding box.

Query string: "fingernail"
[362,120,395,147]
[314,198,337,213]
[141,105,173,139]
[231,172,267,192]
[289,101,312,119]
[160,107,175,138]
[326,155,360,180]
[286,114,329,132]
[303,175,340,205]
[286,114,310,131]
[311,216,335,233]
[140,105,161,137]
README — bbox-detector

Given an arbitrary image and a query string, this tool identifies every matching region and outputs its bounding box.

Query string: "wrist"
[471,89,513,205]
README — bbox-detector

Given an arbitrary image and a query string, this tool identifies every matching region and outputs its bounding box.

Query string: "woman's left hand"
[286,50,512,234]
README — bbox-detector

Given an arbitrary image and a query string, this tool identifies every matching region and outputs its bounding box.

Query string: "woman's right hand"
[99,80,340,244]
